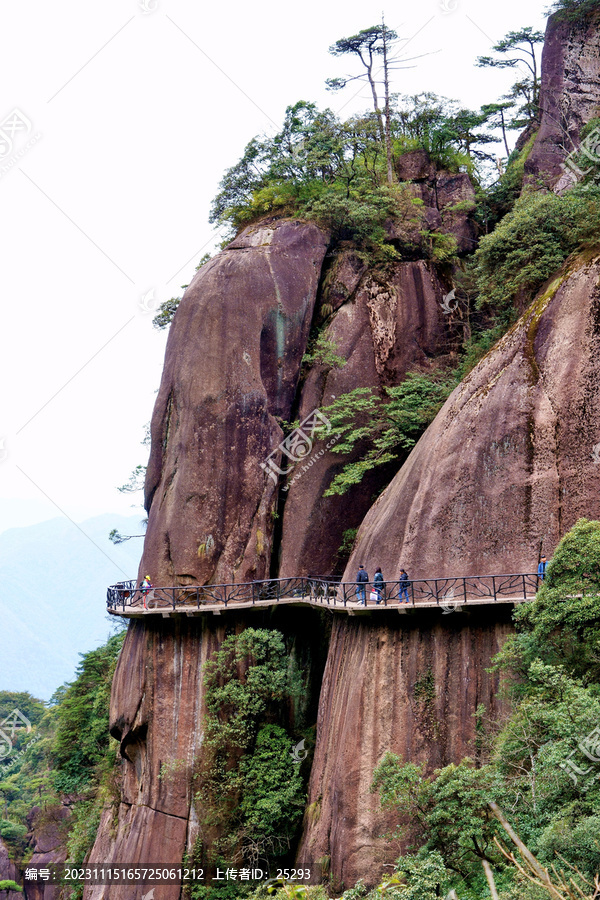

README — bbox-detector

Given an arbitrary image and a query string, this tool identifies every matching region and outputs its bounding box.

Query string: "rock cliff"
[297,249,600,887]
[83,11,600,889]
[278,256,452,577]
[526,9,600,189]
[296,609,514,889]
[141,218,329,586]
[345,250,600,580]
[84,608,328,900]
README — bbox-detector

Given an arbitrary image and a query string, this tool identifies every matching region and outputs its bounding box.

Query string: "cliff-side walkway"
[107,573,543,617]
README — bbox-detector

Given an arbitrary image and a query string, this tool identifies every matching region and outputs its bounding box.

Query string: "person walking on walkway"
[399,569,410,604]
[356,565,369,605]
[538,556,548,581]
[373,567,384,604]
[141,574,153,609]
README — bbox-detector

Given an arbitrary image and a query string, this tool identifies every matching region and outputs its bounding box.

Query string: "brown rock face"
[84,608,328,900]
[278,258,454,577]
[393,151,478,254]
[344,251,600,581]
[525,10,600,190]
[24,806,70,900]
[297,609,513,889]
[296,251,600,888]
[141,218,329,586]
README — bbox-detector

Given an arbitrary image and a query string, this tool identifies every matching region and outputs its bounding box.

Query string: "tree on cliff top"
[327,21,401,184]
[476,27,544,130]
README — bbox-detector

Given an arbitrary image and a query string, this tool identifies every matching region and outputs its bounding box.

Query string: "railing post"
[196,587,199,609]
[463,577,467,606]
[492,576,497,602]
[522,574,526,600]
[252,582,255,606]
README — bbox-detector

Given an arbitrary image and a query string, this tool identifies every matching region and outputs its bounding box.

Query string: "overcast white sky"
[0,0,550,542]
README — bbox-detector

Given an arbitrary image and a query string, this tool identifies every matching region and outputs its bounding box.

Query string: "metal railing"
[107,573,542,613]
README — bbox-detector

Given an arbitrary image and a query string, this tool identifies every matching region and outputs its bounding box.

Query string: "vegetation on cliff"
[550,0,600,23]
[192,629,310,885]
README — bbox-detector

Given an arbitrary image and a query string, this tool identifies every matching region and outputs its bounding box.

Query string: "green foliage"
[196,629,307,868]
[549,0,600,23]
[209,94,491,260]
[394,93,496,168]
[481,132,538,227]
[421,230,459,265]
[51,632,124,793]
[152,296,182,330]
[301,334,346,370]
[496,519,600,685]
[473,185,600,320]
[476,27,544,129]
[391,851,450,899]
[337,528,358,563]
[371,755,503,877]
[317,374,456,496]
[0,821,27,848]
[0,693,45,727]
[0,633,125,886]
[0,880,23,892]
[239,725,305,842]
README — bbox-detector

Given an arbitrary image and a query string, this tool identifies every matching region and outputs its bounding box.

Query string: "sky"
[0,0,550,549]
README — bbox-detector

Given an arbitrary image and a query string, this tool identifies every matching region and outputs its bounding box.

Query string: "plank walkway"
[107,573,542,618]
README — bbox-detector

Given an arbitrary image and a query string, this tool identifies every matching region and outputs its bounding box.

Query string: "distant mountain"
[0,513,144,700]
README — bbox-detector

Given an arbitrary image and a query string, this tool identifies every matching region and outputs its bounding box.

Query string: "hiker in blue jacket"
[399,569,410,604]
[538,556,548,580]
[356,565,369,604]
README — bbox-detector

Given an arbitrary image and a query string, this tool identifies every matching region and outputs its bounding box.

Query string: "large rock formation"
[23,806,70,900]
[346,250,600,580]
[278,257,454,577]
[526,9,600,190]
[141,218,329,586]
[297,249,600,886]
[297,608,514,890]
[84,608,328,900]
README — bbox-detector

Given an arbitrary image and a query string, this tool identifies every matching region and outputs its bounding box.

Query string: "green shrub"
[549,0,600,23]
[196,629,308,869]
[0,880,23,893]
[474,185,600,320]
[51,632,124,793]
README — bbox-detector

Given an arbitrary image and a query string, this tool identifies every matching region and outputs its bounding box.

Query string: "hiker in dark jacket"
[356,565,369,604]
[399,569,410,604]
[373,567,384,604]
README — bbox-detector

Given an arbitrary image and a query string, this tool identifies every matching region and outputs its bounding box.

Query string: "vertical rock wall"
[278,258,453,577]
[297,610,514,890]
[141,219,329,586]
[85,607,329,900]
[526,10,600,189]
[298,251,600,887]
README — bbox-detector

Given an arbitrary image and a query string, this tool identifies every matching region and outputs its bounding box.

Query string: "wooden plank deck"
[108,593,529,618]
